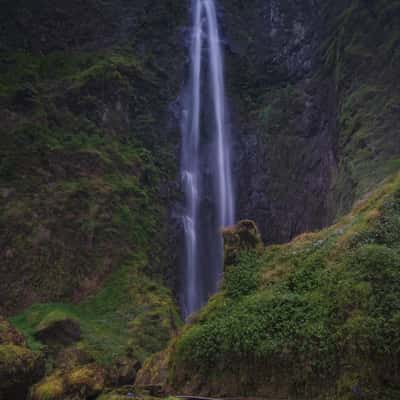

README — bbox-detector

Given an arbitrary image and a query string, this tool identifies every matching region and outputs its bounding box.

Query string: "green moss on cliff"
[322,0,400,215]
[168,173,400,399]
[0,11,182,367]
[0,41,179,315]
[0,343,44,398]
[12,252,180,364]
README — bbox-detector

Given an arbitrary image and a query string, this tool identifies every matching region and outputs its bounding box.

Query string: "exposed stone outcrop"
[55,347,94,370]
[30,363,106,400]
[107,356,141,387]
[0,317,44,400]
[220,0,338,245]
[135,350,171,389]
[223,220,263,266]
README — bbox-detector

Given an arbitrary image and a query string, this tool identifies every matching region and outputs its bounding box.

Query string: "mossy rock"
[0,344,44,399]
[107,355,141,387]
[66,363,105,396]
[55,346,94,370]
[34,313,81,347]
[136,349,171,389]
[29,372,65,400]
[30,363,105,400]
[0,315,26,346]
[223,220,263,266]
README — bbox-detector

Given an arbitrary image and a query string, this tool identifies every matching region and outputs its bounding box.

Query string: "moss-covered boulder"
[29,372,65,400]
[30,363,105,400]
[107,355,141,387]
[0,344,44,399]
[67,363,105,396]
[135,349,171,390]
[55,346,94,370]
[223,220,263,266]
[34,313,81,346]
[0,315,26,345]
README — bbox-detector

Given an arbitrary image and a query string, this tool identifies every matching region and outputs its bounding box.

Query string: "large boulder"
[0,344,45,399]
[222,220,263,266]
[34,314,81,346]
[30,363,106,400]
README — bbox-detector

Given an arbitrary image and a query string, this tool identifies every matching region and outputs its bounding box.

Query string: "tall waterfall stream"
[181,0,235,318]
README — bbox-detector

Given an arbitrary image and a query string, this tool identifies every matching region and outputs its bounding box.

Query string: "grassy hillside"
[166,173,400,399]
[11,252,181,364]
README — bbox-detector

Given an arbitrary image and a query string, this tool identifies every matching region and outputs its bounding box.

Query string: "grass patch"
[170,174,400,398]
[11,252,181,364]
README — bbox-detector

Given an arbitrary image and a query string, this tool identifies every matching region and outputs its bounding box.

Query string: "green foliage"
[12,254,181,364]
[171,175,400,397]
[224,251,261,298]
[0,40,181,366]
[321,0,400,215]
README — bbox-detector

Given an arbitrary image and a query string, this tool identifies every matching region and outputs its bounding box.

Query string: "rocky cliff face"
[217,0,338,244]
[0,0,186,315]
[220,0,399,244]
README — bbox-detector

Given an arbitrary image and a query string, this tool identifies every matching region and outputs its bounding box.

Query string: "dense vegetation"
[0,2,185,397]
[168,173,400,399]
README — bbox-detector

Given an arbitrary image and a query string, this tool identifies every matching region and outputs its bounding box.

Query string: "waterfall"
[181,0,235,318]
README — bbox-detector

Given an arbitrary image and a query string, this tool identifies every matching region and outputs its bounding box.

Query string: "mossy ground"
[168,173,400,399]
[1,31,182,368]
[11,252,181,364]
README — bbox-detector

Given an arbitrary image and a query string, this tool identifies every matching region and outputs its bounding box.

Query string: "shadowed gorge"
[0,0,399,399]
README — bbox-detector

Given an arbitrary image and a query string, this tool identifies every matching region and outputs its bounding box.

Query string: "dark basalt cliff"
[222,0,338,244]
[221,0,399,244]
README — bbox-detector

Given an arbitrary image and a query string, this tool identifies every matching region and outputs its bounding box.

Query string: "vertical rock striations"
[220,0,338,245]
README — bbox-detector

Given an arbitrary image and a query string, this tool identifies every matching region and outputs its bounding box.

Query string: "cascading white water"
[181,0,235,318]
